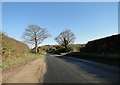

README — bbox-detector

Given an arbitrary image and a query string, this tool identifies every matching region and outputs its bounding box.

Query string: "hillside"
[36,44,85,54]
[80,34,120,54]
[2,33,30,60]
[65,34,120,66]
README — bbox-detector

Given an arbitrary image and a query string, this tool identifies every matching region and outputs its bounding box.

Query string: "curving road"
[43,53,120,83]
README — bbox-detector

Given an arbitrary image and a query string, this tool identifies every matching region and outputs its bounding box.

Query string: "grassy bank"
[2,53,45,68]
[63,52,120,66]
[2,34,30,58]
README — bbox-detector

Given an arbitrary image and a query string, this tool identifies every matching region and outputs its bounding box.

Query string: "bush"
[38,49,47,55]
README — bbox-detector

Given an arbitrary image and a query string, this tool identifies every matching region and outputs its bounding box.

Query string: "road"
[2,53,120,83]
[43,53,120,83]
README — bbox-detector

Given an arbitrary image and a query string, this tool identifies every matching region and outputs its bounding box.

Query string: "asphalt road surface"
[43,53,120,83]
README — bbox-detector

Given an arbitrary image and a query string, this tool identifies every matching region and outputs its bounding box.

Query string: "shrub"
[38,49,47,55]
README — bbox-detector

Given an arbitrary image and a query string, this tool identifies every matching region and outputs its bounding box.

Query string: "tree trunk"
[35,37,37,54]
[65,44,68,52]
[35,45,37,54]
[65,45,67,49]
[64,39,69,51]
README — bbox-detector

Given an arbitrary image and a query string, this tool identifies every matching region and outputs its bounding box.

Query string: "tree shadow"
[54,55,120,83]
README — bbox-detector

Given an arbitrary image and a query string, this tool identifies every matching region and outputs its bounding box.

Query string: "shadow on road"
[43,54,120,83]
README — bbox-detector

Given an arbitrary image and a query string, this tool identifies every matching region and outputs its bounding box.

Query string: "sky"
[2,2,118,48]
[1,0,120,2]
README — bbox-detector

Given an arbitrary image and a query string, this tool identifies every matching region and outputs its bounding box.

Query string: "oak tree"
[55,29,76,51]
[23,25,51,53]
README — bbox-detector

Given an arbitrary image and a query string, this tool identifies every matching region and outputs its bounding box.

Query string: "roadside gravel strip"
[2,56,46,83]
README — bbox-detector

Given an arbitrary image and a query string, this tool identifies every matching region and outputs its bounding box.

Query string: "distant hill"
[35,44,86,54]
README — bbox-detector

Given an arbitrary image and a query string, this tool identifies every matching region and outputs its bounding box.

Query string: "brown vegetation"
[2,33,30,60]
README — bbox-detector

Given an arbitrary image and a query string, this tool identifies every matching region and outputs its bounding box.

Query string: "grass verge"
[65,52,120,59]
[60,52,70,56]
[2,53,45,68]
[64,52,120,66]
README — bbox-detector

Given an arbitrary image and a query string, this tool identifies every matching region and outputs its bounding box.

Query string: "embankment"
[66,34,120,66]
[2,33,30,60]
[80,34,119,54]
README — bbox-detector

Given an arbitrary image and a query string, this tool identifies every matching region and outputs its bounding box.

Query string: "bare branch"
[23,25,51,53]
[55,29,76,50]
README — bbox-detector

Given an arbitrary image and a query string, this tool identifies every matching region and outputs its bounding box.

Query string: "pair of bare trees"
[23,25,76,53]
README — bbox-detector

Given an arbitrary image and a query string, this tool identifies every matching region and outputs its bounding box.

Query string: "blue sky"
[2,2,118,48]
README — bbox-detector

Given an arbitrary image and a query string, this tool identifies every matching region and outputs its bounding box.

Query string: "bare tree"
[23,25,51,53]
[55,29,76,51]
